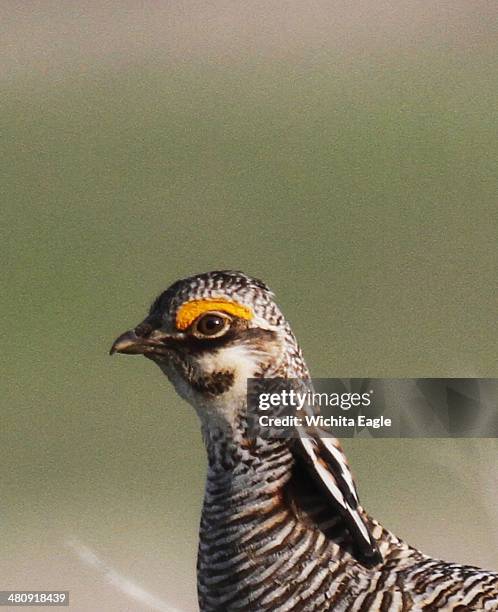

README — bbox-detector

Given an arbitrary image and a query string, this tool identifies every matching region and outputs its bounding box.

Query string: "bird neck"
[201,417,291,474]
[201,431,294,529]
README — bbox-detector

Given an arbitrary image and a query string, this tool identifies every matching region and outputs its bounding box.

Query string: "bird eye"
[192,312,231,339]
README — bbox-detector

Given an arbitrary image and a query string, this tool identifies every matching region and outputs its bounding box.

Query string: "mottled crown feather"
[148,270,285,327]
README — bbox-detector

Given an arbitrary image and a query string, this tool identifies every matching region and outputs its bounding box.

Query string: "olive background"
[2,2,497,610]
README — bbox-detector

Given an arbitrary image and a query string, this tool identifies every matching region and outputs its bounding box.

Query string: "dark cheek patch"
[147,326,278,396]
[191,370,235,395]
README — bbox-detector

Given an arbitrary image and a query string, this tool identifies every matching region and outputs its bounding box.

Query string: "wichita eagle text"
[259,414,392,429]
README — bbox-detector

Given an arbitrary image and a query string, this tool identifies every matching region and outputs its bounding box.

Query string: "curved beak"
[110,330,145,355]
[109,328,175,356]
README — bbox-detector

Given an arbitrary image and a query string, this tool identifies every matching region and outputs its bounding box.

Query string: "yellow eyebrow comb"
[175,299,253,330]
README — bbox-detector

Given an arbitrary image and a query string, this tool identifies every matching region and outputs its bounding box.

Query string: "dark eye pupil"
[205,317,221,330]
[199,315,224,335]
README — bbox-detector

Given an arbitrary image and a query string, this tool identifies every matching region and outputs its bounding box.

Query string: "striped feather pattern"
[197,435,498,611]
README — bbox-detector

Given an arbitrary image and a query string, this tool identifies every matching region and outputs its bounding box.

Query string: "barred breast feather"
[197,433,498,611]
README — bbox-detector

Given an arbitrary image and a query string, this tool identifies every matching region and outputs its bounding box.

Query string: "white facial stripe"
[196,344,257,378]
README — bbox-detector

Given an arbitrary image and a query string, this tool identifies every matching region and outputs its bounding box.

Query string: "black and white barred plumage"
[111,270,498,611]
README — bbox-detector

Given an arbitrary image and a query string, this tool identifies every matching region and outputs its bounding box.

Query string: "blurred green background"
[2,2,497,610]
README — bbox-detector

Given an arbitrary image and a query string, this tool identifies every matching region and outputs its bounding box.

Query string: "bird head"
[110,271,383,566]
[110,271,308,433]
